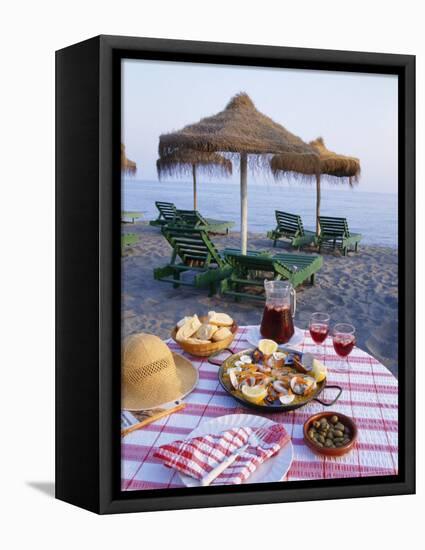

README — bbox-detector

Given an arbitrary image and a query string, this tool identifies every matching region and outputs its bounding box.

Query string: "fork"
[200,427,269,487]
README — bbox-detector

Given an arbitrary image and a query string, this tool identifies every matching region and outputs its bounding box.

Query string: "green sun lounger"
[121,211,143,223]
[121,233,139,253]
[174,209,234,235]
[153,226,231,296]
[318,216,362,256]
[220,248,323,301]
[149,201,177,227]
[267,210,316,249]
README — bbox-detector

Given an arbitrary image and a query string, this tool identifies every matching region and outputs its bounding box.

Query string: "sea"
[122,179,398,248]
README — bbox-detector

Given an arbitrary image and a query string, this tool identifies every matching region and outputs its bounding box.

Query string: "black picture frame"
[56,34,415,514]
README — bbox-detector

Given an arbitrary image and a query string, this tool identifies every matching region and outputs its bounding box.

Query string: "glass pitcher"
[260,280,296,344]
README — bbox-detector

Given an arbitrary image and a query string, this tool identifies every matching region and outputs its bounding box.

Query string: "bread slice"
[211,327,233,342]
[175,315,201,341]
[184,337,207,345]
[176,316,193,328]
[208,311,233,327]
[195,323,218,341]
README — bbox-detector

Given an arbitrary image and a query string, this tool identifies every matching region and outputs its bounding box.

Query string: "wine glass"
[309,312,330,357]
[332,323,356,372]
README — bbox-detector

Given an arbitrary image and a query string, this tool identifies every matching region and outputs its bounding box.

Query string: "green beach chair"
[175,209,234,235]
[153,226,231,296]
[149,201,177,227]
[318,216,362,256]
[220,248,323,301]
[267,210,316,249]
[121,233,139,253]
[121,211,143,223]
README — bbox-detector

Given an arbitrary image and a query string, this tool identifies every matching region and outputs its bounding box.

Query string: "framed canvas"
[56,35,415,514]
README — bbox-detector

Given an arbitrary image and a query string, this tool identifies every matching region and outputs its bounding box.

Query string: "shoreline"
[123,180,398,248]
[122,222,398,377]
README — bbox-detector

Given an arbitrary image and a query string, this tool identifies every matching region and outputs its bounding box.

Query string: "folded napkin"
[154,423,290,485]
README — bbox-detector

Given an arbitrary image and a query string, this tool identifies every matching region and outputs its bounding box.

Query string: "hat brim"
[122,353,198,411]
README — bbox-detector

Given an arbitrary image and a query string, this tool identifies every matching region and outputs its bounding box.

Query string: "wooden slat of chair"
[267,211,317,250]
[156,201,177,220]
[318,216,361,256]
[276,211,303,233]
[175,209,207,226]
[163,226,223,268]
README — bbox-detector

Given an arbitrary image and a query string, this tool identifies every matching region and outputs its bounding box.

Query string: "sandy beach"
[122,222,398,377]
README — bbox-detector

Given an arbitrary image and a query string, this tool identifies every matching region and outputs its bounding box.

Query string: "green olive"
[335,422,345,431]
[334,430,344,438]
[324,439,333,447]
[318,435,325,444]
[330,415,339,424]
[308,429,315,439]
[313,421,321,429]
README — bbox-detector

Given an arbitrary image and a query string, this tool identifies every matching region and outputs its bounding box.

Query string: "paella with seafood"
[219,339,340,412]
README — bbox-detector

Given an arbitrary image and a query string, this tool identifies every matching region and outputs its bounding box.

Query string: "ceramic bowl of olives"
[303,412,358,456]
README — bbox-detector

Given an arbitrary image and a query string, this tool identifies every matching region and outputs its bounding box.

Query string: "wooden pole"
[192,164,197,210]
[240,153,248,254]
[316,173,321,236]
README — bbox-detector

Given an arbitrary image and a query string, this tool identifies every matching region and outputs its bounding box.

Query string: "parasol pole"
[192,164,197,210]
[315,172,321,236]
[240,153,248,254]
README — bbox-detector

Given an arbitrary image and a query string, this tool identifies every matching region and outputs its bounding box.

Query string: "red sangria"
[333,335,355,356]
[310,325,329,343]
[260,305,294,344]
[260,280,296,344]
[309,312,330,357]
[332,323,356,371]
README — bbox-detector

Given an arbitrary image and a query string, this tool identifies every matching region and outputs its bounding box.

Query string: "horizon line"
[123,178,398,196]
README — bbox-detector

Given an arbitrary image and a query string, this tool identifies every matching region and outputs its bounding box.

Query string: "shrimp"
[256,363,271,374]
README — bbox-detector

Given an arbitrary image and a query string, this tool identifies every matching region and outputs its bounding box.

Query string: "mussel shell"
[290,375,317,396]
[251,348,264,363]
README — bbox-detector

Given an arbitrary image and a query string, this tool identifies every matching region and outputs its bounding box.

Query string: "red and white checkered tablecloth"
[121,327,398,491]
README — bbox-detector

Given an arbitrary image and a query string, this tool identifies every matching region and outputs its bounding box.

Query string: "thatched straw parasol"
[121,143,137,175]
[271,137,360,234]
[310,137,360,182]
[156,149,232,210]
[159,93,317,254]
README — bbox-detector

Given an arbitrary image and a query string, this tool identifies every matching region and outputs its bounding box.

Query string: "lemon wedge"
[241,384,268,404]
[258,339,278,355]
[311,359,327,382]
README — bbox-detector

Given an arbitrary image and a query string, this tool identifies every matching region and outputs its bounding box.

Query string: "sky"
[122,59,398,194]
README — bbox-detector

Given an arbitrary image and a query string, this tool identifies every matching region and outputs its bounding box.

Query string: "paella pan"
[210,345,342,413]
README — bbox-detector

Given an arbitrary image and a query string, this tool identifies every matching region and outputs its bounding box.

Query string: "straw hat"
[122,333,198,410]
